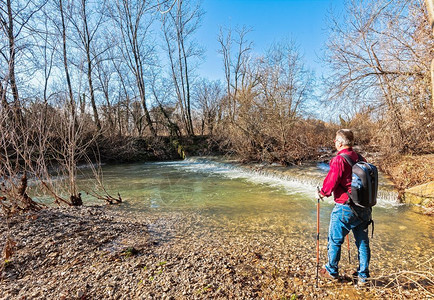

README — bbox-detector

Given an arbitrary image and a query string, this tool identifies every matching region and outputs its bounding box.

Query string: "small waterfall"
[171,157,401,208]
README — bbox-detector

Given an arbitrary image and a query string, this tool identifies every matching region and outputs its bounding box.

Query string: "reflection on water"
[75,157,433,273]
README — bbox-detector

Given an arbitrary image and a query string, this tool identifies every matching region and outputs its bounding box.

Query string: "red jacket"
[320,148,365,204]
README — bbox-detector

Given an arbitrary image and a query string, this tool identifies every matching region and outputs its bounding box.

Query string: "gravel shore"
[0,206,432,299]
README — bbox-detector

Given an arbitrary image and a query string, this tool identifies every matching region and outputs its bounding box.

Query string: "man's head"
[335,129,354,150]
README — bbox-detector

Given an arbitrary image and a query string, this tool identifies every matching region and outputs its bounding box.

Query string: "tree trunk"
[0,82,8,110]
[181,38,194,136]
[6,0,23,124]
[137,75,156,136]
[86,55,101,131]
[131,38,156,136]
[59,0,76,119]
[82,0,101,131]
[96,64,114,131]
[103,89,114,131]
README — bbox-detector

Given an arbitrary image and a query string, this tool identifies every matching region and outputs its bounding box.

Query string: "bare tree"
[0,113,45,214]
[195,79,223,135]
[67,0,108,131]
[218,26,253,121]
[324,0,433,153]
[161,0,203,136]
[57,0,77,120]
[94,40,117,133]
[0,0,47,123]
[0,0,21,121]
[214,36,315,163]
[257,41,313,153]
[113,59,135,135]
[49,95,101,205]
[33,17,57,104]
[110,0,157,137]
[149,69,181,137]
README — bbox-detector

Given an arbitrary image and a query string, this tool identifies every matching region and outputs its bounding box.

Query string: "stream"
[73,157,433,277]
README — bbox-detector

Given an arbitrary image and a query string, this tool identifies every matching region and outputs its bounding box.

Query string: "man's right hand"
[316,187,324,201]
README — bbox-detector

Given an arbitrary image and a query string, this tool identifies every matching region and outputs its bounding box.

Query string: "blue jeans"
[325,203,371,279]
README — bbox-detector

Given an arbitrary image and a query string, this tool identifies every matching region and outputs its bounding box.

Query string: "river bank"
[1,206,432,299]
[93,134,433,210]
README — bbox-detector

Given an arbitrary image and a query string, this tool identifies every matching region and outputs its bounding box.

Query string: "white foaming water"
[157,157,401,208]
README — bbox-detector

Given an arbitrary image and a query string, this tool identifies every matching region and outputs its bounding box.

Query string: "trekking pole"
[346,235,351,263]
[316,187,321,287]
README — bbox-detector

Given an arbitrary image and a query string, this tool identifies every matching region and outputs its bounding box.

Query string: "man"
[317,129,371,285]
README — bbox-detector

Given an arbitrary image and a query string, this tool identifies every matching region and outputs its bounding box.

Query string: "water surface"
[76,157,433,275]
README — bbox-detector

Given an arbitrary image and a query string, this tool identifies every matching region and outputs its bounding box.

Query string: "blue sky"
[195,0,345,81]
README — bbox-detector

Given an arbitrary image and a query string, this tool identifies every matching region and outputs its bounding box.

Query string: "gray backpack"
[339,153,378,208]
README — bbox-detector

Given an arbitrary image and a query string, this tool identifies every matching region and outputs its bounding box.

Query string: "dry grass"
[366,258,434,298]
[379,153,434,191]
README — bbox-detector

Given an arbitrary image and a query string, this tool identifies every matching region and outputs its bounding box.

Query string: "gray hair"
[336,129,354,147]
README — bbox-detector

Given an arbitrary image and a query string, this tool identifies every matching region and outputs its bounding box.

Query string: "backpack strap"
[338,153,374,238]
[339,153,362,166]
[339,153,355,166]
[345,201,375,238]
[338,153,355,200]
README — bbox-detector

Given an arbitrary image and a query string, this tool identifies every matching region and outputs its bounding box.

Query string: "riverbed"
[1,157,433,299]
[77,157,433,272]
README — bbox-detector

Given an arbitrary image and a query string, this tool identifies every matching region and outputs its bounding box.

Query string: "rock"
[404,181,434,207]
[77,289,85,298]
